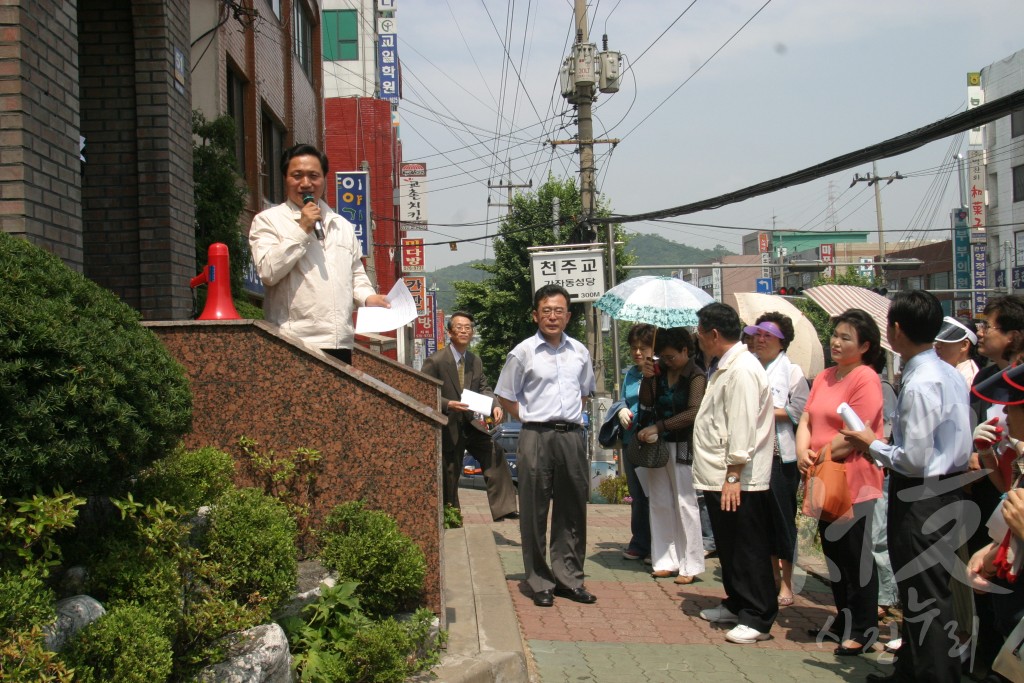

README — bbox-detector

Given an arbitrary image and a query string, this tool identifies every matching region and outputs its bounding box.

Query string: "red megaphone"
[190,243,241,320]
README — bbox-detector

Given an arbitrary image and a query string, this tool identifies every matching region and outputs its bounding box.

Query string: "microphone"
[302,194,326,242]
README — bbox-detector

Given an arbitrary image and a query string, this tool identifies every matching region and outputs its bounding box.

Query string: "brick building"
[1,0,195,319]
[190,0,326,296]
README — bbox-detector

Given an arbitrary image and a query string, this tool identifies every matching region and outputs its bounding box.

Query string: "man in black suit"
[422,311,518,520]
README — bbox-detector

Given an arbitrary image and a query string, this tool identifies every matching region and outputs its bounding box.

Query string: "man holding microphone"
[249,144,389,363]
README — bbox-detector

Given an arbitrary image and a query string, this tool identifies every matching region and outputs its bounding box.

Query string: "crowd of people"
[247,147,1024,681]
[594,291,1024,683]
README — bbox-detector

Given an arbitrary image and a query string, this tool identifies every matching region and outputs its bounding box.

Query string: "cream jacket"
[249,199,376,350]
[692,343,774,492]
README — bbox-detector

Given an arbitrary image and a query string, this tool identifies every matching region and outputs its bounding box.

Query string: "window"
[261,110,285,205]
[323,10,358,61]
[268,0,281,19]
[1014,164,1024,204]
[292,1,312,77]
[226,66,247,174]
[1012,108,1024,138]
[930,271,950,290]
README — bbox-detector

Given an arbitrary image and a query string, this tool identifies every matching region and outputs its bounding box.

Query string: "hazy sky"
[392,0,1024,274]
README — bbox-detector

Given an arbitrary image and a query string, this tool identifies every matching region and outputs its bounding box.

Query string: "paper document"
[355,279,419,333]
[460,389,494,416]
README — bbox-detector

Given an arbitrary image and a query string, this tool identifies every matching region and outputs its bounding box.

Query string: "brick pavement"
[458,486,895,683]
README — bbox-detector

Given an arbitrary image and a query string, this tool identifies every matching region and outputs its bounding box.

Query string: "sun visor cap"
[935,316,977,345]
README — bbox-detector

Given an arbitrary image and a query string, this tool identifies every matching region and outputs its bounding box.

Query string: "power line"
[590,87,1024,225]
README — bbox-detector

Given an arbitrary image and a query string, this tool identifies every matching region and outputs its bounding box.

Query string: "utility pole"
[550,1,621,399]
[486,172,531,261]
[851,161,904,269]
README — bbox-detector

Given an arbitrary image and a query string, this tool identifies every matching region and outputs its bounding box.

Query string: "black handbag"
[625,434,670,468]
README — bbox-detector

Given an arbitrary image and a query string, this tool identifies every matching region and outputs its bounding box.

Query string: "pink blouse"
[804,364,885,503]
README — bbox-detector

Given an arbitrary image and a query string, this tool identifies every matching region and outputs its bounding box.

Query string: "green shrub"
[0,232,192,498]
[0,571,54,633]
[237,436,321,556]
[0,625,74,682]
[318,502,426,617]
[443,503,462,529]
[134,445,235,511]
[83,496,267,679]
[62,604,173,683]
[200,488,297,610]
[596,473,629,504]
[282,584,441,683]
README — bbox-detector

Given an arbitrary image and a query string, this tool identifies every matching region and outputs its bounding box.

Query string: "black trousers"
[818,499,878,643]
[704,489,778,633]
[888,472,964,683]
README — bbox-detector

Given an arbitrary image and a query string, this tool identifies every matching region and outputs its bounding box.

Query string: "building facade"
[1,0,195,319]
[190,0,326,234]
[980,49,1024,292]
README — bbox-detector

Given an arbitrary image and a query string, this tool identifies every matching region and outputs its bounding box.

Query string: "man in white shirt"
[495,285,596,608]
[845,290,972,683]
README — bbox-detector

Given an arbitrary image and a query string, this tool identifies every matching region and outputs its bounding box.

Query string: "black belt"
[890,470,965,483]
[523,421,581,432]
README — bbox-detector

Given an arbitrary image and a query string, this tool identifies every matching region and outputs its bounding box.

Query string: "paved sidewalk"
[453,486,896,683]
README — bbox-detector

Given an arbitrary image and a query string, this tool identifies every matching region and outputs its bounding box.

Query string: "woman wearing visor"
[744,314,808,608]
[934,315,980,387]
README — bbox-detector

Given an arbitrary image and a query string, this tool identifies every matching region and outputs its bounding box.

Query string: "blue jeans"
[623,454,650,555]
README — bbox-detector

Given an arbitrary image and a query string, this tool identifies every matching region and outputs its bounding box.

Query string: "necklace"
[834,365,856,381]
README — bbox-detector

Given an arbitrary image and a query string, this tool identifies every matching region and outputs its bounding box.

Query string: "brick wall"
[0,0,84,266]
[324,97,400,294]
[1,0,194,320]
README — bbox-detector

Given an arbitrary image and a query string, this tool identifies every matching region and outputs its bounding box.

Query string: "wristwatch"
[726,474,740,484]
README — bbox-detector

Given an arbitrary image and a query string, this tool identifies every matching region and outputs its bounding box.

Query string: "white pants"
[647,443,705,577]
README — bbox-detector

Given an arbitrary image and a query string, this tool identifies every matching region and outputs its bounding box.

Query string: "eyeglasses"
[450,325,473,332]
[977,321,1002,333]
[538,307,567,316]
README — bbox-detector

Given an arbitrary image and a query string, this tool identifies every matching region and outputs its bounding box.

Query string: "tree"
[453,176,632,383]
[192,111,250,314]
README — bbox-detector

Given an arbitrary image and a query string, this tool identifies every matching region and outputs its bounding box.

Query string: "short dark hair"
[280,143,329,177]
[754,311,795,350]
[888,290,942,345]
[832,308,884,372]
[697,302,741,342]
[533,284,570,310]
[626,323,656,347]
[655,327,695,356]
[984,295,1024,334]
[447,311,474,331]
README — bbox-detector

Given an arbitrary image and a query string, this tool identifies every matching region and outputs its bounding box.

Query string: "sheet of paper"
[460,389,494,416]
[355,279,419,333]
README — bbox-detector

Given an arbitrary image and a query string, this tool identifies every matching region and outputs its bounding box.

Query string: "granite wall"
[146,320,446,613]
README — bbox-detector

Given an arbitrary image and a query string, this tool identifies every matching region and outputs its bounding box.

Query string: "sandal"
[778,595,794,606]
[651,569,674,578]
[674,575,695,585]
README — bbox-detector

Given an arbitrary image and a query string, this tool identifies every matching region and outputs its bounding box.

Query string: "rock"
[193,623,292,683]
[43,595,106,652]
[58,566,89,596]
[274,560,336,621]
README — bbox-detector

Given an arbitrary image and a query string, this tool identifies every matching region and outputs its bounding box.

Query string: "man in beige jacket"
[249,144,389,364]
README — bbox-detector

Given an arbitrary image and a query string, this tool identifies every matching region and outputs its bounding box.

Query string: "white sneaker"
[725,624,770,644]
[699,604,739,624]
[884,637,902,652]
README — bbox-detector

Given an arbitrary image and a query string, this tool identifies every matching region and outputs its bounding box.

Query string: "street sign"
[756,278,773,294]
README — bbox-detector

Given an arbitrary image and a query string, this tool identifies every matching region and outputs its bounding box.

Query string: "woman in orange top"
[796,308,885,657]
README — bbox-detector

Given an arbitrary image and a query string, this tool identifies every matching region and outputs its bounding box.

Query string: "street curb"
[430,526,528,683]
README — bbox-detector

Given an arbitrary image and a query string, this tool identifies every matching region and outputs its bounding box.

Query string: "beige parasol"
[733,292,825,378]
